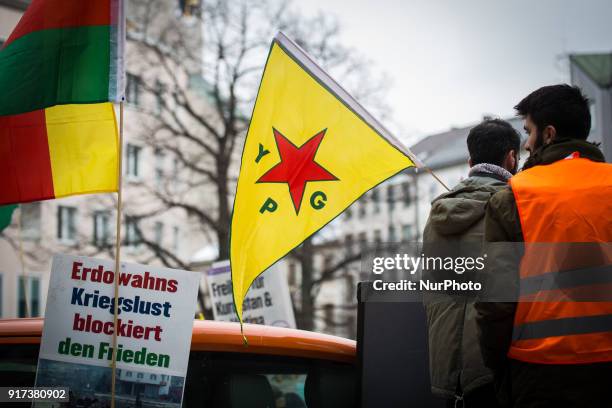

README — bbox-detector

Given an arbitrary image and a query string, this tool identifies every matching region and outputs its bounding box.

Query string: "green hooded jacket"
[423,172,509,398]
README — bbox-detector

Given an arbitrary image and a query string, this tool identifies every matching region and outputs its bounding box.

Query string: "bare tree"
[127,0,391,332]
[0,0,393,330]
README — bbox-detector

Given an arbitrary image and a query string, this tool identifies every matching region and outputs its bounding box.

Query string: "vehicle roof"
[0,318,356,364]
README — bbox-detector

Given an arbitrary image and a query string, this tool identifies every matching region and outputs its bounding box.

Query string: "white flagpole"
[110,101,124,408]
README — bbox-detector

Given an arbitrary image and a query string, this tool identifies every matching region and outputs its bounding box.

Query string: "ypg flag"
[0,0,124,205]
[231,32,418,325]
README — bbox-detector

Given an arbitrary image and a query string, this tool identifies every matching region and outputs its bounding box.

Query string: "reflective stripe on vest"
[509,156,612,364]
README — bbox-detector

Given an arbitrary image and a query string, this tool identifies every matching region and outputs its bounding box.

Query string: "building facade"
[570,53,612,162]
[0,0,211,319]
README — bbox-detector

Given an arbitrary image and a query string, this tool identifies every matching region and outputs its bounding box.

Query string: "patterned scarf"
[468,163,513,181]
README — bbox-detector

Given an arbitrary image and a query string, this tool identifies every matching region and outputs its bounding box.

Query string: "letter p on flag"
[230,32,420,336]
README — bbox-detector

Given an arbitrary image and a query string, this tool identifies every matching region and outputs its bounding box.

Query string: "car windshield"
[0,344,356,407]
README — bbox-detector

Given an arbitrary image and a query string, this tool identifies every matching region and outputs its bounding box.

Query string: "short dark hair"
[514,84,591,140]
[467,119,521,166]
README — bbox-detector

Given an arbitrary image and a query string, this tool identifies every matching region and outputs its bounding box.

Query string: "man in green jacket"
[423,118,521,408]
[475,84,611,407]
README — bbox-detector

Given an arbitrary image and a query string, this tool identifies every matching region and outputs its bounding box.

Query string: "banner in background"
[34,254,199,408]
[206,260,296,328]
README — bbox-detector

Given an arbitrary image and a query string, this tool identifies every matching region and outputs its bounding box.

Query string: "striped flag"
[0,205,17,232]
[0,0,124,205]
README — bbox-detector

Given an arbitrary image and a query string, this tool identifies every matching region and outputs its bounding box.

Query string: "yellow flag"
[230,32,418,326]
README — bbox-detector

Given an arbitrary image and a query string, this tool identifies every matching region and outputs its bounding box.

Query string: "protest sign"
[206,260,296,328]
[34,254,199,407]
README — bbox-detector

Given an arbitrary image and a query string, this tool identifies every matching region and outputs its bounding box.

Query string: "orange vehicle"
[0,318,357,407]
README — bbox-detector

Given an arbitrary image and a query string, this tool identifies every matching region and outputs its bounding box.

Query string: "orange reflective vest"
[508,155,612,364]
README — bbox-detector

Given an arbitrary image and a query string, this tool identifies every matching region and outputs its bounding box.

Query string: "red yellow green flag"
[0,205,17,232]
[0,103,119,205]
[0,0,124,205]
[230,32,420,326]
[0,0,125,114]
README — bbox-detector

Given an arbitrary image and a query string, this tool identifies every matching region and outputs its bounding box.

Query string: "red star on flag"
[257,128,338,213]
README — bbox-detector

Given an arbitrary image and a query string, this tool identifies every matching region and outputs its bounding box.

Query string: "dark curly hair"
[515,84,591,140]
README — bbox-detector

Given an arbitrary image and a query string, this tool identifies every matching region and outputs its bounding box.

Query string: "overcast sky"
[298,0,612,143]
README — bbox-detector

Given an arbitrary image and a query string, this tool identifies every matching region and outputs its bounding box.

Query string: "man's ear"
[543,125,556,145]
[503,149,517,174]
[468,158,473,168]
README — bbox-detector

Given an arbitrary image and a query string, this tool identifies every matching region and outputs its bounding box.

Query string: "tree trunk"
[298,237,315,331]
[216,155,231,260]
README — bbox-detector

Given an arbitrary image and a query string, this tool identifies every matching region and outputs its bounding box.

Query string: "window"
[137,373,144,379]
[126,144,142,179]
[154,148,165,188]
[172,157,180,183]
[589,102,597,133]
[181,352,356,407]
[57,206,77,243]
[126,73,142,106]
[358,200,366,218]
[373,230,382,247]
[358,232,367,250]
[288,262,298,287]
[18,276,40,318]
[125,217,141,247]
[0,344,39,388]
[154,221,164,246]
[402,224,413,242]
[150,374,157,380]
[21,203,41,240]
[93,211,111,248]
[388,225,397,243]
[0,348,357,407]
[155,80,165,114]
[372,189,380,213]
[345,234,353,256]
[323,255,333,272]
[345,207,352,219]
[323,304,335,329]
[172,226,180,253]
[179,0,201,17]
[18,278,25,317]
[387,185,395,210]
[401,182,411,207]
[345,274,355,304]
[31,278,40,317]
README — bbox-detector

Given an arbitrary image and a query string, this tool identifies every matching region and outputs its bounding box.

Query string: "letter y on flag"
[230,32,420,329]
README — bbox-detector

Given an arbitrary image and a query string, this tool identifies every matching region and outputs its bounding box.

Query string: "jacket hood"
[429,177,505,236]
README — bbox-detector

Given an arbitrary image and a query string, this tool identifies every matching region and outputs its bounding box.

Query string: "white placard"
[206,260,296,328]
[34,254,199,407]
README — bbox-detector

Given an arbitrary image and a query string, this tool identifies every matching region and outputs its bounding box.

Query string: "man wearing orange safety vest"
[475,84,612,407]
